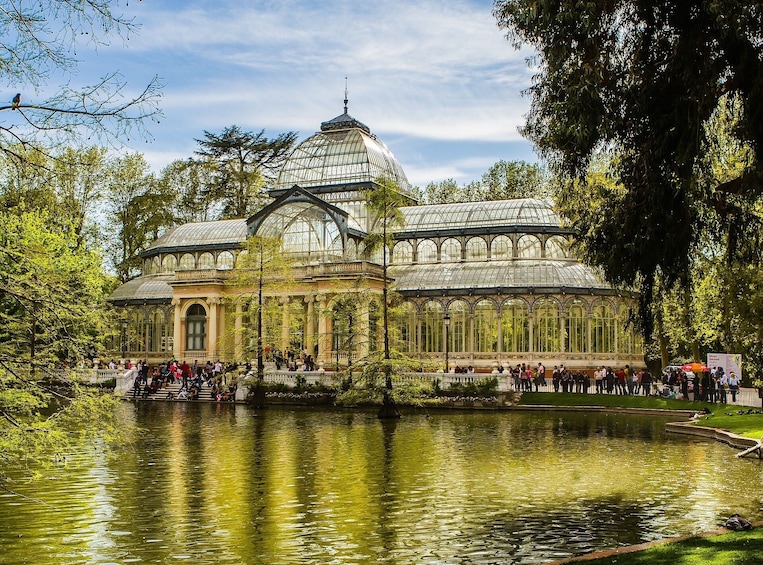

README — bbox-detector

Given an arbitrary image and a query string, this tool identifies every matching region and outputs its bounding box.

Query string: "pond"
[1,403,761,564]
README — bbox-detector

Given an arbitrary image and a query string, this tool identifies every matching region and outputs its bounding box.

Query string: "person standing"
[181,360,191,389]
[727,371,741,402]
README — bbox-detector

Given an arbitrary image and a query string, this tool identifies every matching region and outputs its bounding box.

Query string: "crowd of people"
[131,358,237,402]
[496,362,743,402]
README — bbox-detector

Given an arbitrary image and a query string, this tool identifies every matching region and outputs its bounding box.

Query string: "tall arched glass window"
[534,299,560,353]
[516,235,542,259]
[591,300,615,353]
[185,304,206,351]
[440,238,461,262]
[217,251,235,270]
[447,300,468,353]
[566,299,587,353]
[501,299,529,352]
[421,301,444,353]
[162,254,178,273]
[130,310,147,353]
[198,252,215,269]
[491,235,512,260]
[393,301,417,353]
[474,299,498,352]
[465,237,488,261]
[392,241,413,264]
[545,236,569,259]
[417,240,437,263]
[178,253,196,270]
[151,256,161,274]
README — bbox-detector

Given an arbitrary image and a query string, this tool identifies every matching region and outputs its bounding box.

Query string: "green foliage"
[103,153,175,283]
[193,125,298,219]
[421,161,553,204]
[495,1,763,340]
[446,377,499,397]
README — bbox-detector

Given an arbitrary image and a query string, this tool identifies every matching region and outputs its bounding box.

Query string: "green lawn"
[578,527,763,564]
[516,392,710,411]
[517,392,763,438]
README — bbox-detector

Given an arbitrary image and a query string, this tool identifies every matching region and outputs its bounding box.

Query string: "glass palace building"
[108,108,644,371]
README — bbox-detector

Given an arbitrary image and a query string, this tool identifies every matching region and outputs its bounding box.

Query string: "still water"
[1,403,762,564]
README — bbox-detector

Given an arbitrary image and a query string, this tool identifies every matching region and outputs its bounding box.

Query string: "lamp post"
[444,314,450,373]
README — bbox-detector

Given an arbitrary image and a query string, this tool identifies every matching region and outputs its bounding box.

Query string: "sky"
[76,0,538,187]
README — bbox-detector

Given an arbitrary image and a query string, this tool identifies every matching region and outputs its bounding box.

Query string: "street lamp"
[443,314,450,373]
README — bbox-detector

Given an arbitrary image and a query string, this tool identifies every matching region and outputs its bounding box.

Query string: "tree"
[230,235,294,408]
[494,1,763,336]
[103,153,175,283]
[0,211,121,491]
[194,126,298,219]
[158,159,217,224]
[0,1,161,164]
[476,160,552,200]
[364,176,407,419]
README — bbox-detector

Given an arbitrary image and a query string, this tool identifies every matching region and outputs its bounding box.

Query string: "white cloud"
[94,0,538,183]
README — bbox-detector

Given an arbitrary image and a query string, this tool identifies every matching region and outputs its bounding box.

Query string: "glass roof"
[276,120,411,193]
[399,199,560,232]
[389,260,610,292]
[108,275,174,302]
[145,219,247,254]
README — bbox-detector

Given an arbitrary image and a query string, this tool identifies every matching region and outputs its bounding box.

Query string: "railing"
[174,269,232,282]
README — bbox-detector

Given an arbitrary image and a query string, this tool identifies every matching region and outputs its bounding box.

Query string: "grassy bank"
[517,392,710,411]
[571,527,763,564]
[518,392,763,439]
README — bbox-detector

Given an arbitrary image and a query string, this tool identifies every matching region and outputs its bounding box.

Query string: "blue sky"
[85,0,537,187]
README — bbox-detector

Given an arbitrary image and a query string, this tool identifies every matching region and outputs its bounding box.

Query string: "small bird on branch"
[12,93,21,109]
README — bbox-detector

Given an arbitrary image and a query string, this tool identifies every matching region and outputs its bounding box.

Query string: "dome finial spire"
[344,76,348,114]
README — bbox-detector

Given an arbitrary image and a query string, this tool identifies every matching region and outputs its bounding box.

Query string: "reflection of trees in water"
[476,498,652,563]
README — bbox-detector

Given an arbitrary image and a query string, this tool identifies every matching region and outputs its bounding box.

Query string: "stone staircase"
[123,379,221,401]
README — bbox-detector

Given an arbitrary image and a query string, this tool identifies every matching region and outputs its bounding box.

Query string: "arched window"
[465,237,488,261]
[516,235,542,259]
[447,300,468,353]
[186,304,206,351]
[502,299,529,352]
[162,254,178,273]
[440,238,461,262]
[592,300,615,353]
[545,236,569,259]
[392,241,413,264]
[421,301,444,353]
[178,253,196,270]
[566,299,587,353]
[474,299,498,352]
[393,301,417,353]
[491,235,512,260]
[198,252,215,269]
[149,256,160,274]
[217,251,235,270]
[148,308,172,353]
[534,299,560,353]
[417,239,437,263]
[129,310,147,353]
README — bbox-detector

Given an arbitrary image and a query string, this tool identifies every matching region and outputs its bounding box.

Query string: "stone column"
[317,294,331,367]
[172,298,182,360]
[234,301,243,361]
[305,295,315,358]
[280,296,290,354]
[206,297,220,359]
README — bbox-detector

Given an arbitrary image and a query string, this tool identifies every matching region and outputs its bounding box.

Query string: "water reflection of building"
[108,107,643,371]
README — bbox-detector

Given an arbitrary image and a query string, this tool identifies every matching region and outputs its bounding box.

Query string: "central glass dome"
[275,110,412,194]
